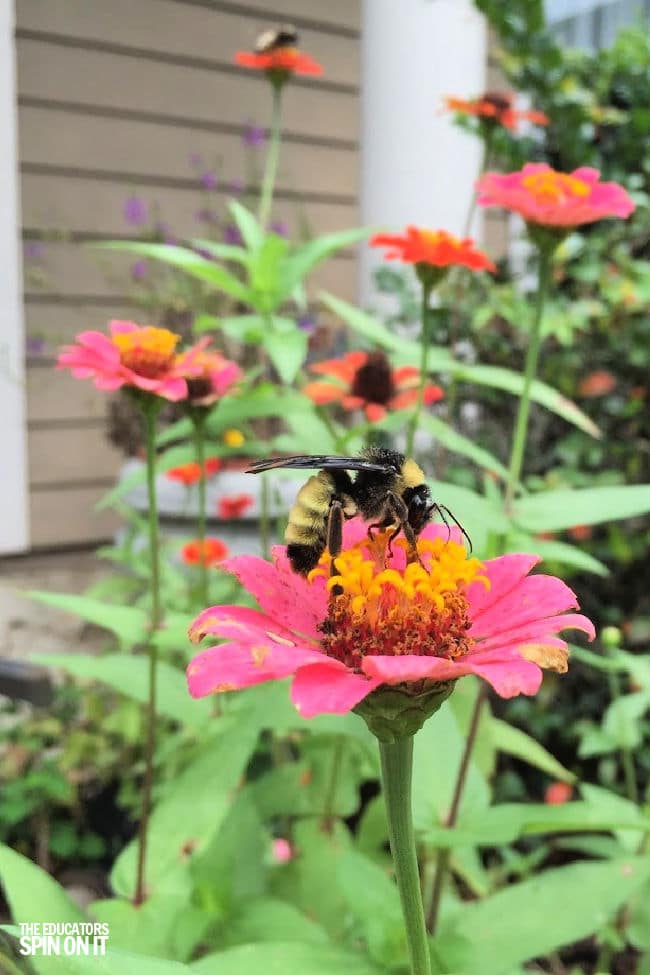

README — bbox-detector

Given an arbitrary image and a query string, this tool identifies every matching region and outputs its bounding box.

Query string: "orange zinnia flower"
[444,92,549,131]
[182,538,229,566]
[577,370,617,397]
[303,350,444,423]
[370,227,496,274]
[235,27,322,79]
[544,781,574,805]
[217,494,255,519]
[167,458,222,486]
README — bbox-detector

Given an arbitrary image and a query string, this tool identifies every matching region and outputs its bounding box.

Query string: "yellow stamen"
[224,428,245,448]
[522,171,590,205]
[113,326,180,378]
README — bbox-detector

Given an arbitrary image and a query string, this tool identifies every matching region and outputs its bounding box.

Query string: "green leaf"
[421,415,509,480]
[319,292,406,350]
[456,363,601,439]
[190,239,248,264]
[30,949,191,975]
[513,484,650,532]
[221,899,329,949]
[437,858,650,974]
[228,200,263,251]
[31,654,210,729]
[0,845,86,926]
[336,850,405,967]
[110,705,261,897]
[191,942,381,975]
[96,242,251,303]
[249,235,291,313]
[507,534,609,576]
[603,691,650,750]
[26,591,147,647]
[279,227,370,299]
[263,326,308,384]
[490,718,576,783]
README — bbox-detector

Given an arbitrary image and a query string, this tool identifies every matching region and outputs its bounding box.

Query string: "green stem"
[503,246,553,515]
[427,683,486,934]
[406,282,434,458]
[259,472,271,560]
[258,84,283,230]
[603,642,638,803]
[379,736,431,975]
[191,412,209,607]
[134,398,163,906]
[321,738,344,831]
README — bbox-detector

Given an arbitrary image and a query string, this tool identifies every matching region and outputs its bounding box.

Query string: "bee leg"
[431,503,473,553]
[326,500,344,595]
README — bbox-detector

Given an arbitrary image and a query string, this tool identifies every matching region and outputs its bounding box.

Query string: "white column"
[0,0,29,553]
[359,0,487,306]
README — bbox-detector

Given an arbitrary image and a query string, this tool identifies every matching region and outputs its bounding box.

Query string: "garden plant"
[2,5,650,975]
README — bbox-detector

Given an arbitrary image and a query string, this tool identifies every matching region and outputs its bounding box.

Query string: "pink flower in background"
[175,340,241,407]
[187,520,594,719]
[57,320,189,401]
[477,164,635,227]
[271,838,294,863]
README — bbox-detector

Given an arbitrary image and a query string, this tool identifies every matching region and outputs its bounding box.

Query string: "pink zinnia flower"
[476,163,635,227]
[187,521,594,720]
[271,838,294,863]
[57,320,190,401]
[175,340,242,407]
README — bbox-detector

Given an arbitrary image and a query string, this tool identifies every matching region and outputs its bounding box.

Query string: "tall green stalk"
[258,83,283,230]
[379,737,432,975]
[191,411,209,607]
[406,281,434,457]
[134,397,163,905]
[426,243,554,929]
[504,246,553,513]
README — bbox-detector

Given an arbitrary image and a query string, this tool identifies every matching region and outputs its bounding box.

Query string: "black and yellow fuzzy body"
[246,448,442,575]
[284,469,357,573]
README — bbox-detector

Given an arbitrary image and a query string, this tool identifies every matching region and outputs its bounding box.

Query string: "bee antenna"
[431,503,473,553]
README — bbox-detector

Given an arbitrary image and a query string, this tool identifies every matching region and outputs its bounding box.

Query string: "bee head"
[403,484,433,533]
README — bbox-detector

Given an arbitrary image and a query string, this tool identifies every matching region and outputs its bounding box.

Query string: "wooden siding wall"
[15,0,360,547]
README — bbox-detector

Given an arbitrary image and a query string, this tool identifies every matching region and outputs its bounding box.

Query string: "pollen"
[112,326,180,378]
[314,533,489,672]
[521,171,590,205]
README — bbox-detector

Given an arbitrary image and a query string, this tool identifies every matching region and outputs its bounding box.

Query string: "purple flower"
[242,122,266,148]
[223,223,243,245]
[26,334,46,357]
[195,207,218,224]
[24,241,44,260]
[131,259,149,281]
[228,178,245,196]
[193,245,215,261]
[156,221,178,245]
[270,220,289,238]
[201,171,218,190]
[123,196,148,226]
[298,315,317,333]
[188,152,202,168]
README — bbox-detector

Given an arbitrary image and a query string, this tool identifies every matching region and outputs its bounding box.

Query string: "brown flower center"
[351,351,396,405]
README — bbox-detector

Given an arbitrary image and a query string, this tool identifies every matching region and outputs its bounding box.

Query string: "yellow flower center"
[521,171,590,205]
[420,230,460,249]
[310,533,489,672]
[223,428,245,448]
[113,326,180,378]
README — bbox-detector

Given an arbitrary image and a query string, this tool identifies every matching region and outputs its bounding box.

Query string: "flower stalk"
[406,280,434,457]
[504,243,553,514]
[379,736,431,975]
[258,83,283,230]
[134,395,164,905]
[190,410,209,606]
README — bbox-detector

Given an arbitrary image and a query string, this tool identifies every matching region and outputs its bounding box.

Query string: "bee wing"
[246,455,391,474]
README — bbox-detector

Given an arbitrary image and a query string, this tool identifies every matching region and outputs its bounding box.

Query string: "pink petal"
[466,553,540,623]
[187,634,323,698]
[476,611,595,654]
[109,319,139,335]
[362,646,543,698]
[469,573,580,639]
[290,661,380,717]
[223,554,326,640]
[189,604,301,645]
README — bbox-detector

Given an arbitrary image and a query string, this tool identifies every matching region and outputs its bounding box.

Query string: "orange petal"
[520,643,569,674]
[365,403,387,422]
[303,381,344,405]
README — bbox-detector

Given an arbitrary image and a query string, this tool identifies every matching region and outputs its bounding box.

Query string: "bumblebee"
[254,24,298,54]
[246,448,468,575]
